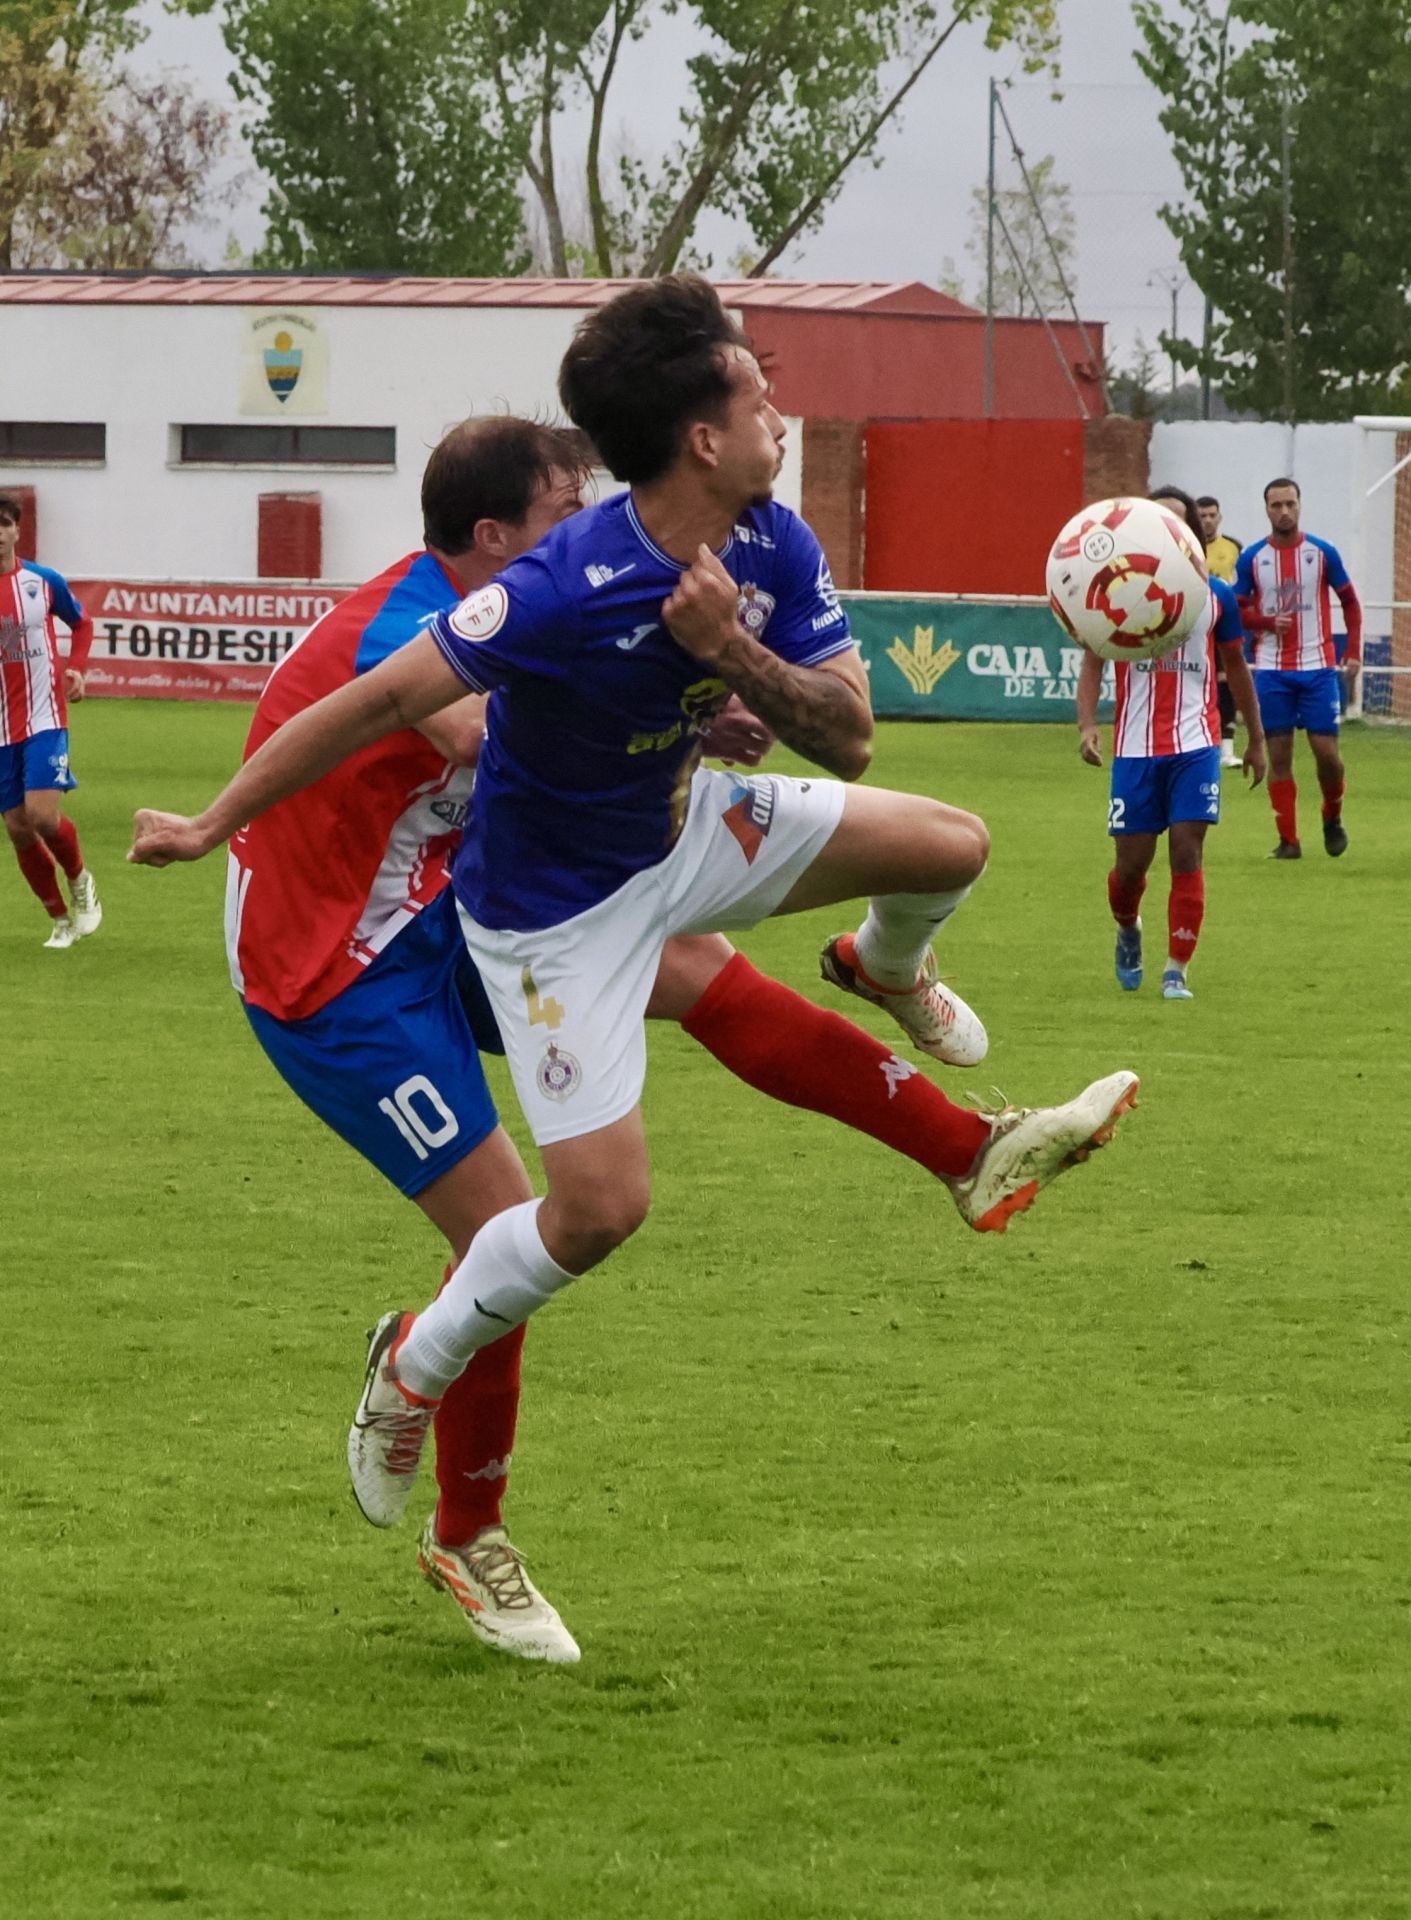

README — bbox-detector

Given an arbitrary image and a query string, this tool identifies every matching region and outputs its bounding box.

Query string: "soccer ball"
[1045,497,1208,662]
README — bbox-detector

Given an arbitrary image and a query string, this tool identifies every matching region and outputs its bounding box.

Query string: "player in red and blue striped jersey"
[1077,487,1267,1001]
[0,494,102,948]
[1235,478,1362,859]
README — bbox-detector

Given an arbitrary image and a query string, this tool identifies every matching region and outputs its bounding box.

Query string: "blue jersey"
[428,492,853,931]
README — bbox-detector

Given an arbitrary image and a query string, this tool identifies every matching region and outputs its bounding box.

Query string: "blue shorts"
[0,729,77,813]
[243,890,504,1199]
[1254,667,1340,736]
[1109,745,1222,836]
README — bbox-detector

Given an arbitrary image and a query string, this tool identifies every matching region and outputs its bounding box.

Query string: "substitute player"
[1236,478,1362,859]
[0,493,102,947]
[1195,495,1244,768]
[1076,487,1267,1001]
[212,414,1088,1661]
[131,278,1140,1562]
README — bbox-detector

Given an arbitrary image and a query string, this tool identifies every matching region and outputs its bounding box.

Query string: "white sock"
[397,1199,575,1398]
[852,878,979,991]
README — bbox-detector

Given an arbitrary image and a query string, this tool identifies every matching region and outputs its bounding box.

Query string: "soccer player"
[1076,486,1267,1001]
[218,413,1074,1663]
[1195,495,1244,768]
[1235,478,1362,859]
[1195,497,1242,583]
[131,278,1139,1564]
[0,493,102,948]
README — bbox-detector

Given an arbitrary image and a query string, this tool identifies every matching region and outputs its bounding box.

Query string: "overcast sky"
[137,0,1191,369]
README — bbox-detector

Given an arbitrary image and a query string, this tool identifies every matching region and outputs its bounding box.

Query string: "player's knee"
[552,1180,652,1270]
[4,813,37,849]
[938,806,990,884]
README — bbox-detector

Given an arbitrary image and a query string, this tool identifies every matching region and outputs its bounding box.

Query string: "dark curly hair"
[1149,484,1208,552]
[558,276,750,486]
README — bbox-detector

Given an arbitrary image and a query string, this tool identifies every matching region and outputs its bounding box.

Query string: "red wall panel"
[862,419,1085,595]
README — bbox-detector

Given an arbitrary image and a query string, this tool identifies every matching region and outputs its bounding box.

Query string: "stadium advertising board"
[847,597,1115,721]
[70,581,1111,718]
[72,579,350,702]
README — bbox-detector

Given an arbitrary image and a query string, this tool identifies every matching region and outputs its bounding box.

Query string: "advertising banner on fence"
[72,579,350,702]
[69,580,1112,720]
[848,596,1114,721]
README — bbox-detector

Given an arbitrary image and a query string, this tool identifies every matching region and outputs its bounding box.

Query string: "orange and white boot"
[948,1070,1140,1233]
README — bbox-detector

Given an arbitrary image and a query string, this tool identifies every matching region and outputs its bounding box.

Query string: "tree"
[482,0,1059,278]
[0,0,143,266]
[1134,0,1411,420]
[208,0,1059,279]
[942,149,1075,317]
[216,0,532,274]
[11,70,239,269]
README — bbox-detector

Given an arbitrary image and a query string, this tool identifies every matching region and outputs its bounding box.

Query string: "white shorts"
[457,767,847,1146]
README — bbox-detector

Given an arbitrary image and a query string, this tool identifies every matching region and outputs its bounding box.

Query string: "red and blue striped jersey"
[0,559,93,746]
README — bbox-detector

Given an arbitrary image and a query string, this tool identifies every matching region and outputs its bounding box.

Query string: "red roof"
[0,272,977,317]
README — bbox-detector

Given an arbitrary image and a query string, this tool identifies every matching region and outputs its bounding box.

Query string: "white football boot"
[418,1517,581,1664]
[948,1070,1140,1233]
[347,1311,441,1527]
[42,914,79,950]
[71,868,102,936]
[820,932,988,1067]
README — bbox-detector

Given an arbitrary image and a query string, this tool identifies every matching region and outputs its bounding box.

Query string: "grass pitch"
[4,704,1410,1920]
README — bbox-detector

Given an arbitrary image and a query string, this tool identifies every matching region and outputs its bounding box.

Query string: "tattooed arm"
[662,545,873,781]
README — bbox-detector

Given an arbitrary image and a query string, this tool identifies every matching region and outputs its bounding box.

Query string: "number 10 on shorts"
[378,1074,461,1161]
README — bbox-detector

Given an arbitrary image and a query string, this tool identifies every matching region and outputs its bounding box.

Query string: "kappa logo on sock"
[1171,926,1198,943]
[879,1055,918,1100]
[721,779,776,865]
[463,1455,512,1483]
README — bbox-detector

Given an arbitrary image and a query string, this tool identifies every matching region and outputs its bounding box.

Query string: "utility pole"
[984,76,997,419]
[1149,270,1187,405]
[1281,92,1295,424]
[1201,0,1236,420]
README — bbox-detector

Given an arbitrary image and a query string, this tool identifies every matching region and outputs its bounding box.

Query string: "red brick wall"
[258,492,322,578]
[1082,416,1152,503]
[801,419,865,588]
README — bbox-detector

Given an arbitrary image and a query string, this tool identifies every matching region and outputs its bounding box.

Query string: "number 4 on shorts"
[521,964,566,1031]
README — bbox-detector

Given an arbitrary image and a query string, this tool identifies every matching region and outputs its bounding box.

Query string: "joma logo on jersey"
[721,779,776,865]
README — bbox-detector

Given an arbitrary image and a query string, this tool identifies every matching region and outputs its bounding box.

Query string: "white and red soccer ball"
[1045,497,1209,662]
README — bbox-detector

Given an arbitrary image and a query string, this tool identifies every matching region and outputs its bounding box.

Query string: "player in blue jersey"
[131,278,1139,1552]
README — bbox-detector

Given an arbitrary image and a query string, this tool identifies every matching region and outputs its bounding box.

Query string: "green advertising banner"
[840,595,1115,722]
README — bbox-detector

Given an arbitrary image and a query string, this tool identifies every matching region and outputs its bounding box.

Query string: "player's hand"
[1242,738,1268,789]
[128,809,217,867]
[1078,726,1103,767]
[1272,612,1295,635]
[662,546,743,664]
[1341,659,1361,706]
[699,694,774,766]
[64,668,85,702]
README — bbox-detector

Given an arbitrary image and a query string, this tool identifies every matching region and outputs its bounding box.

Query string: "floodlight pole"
[984,76,997,419]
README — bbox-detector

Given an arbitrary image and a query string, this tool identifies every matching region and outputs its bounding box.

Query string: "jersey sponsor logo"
[584,561,637,588]
[449,583,509,643]
[816,553,841,611]
[812,605,845,632]
[536,1041,583,1102]
[720,777,776,865]
[613,622,658,651]
[736,584,776,638]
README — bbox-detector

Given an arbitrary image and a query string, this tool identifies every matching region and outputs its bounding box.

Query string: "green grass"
[4,705,1410,1920]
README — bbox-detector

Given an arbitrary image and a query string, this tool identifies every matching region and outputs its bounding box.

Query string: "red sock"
[46,816,84,882]
[15,842,66,916]
[1319,775,1345,821]
[432,1254,525,1546]
[680,952,990,1181]
[1167,871,1206,967]
[1107,870,1147,927]
[1269,777,1298,843]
